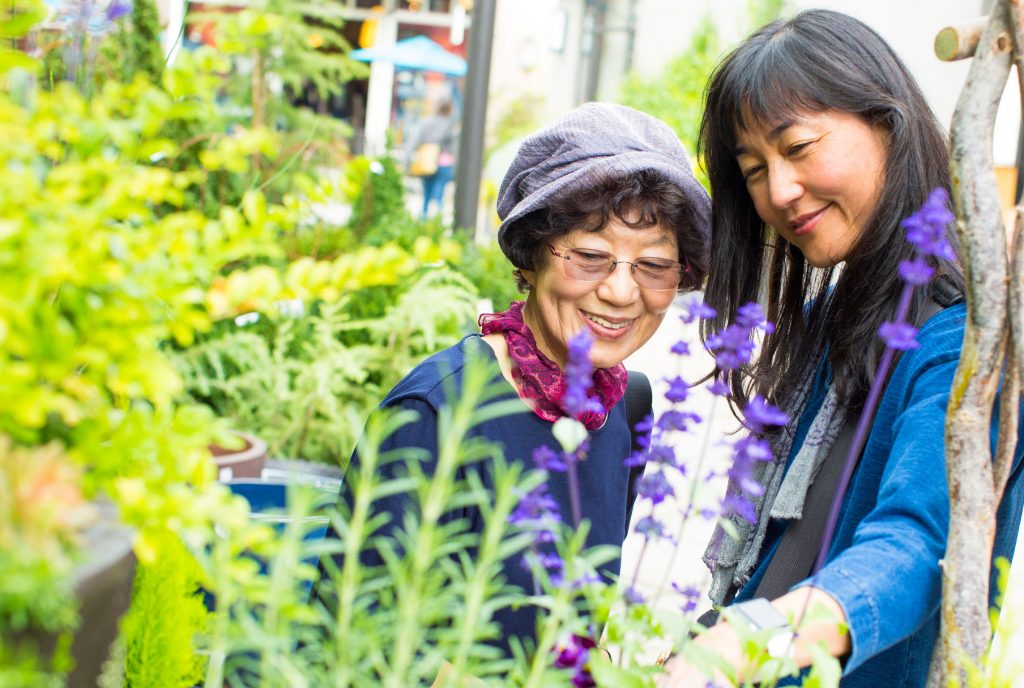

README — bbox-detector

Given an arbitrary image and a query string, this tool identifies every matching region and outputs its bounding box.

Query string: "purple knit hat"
[496,102,711,268]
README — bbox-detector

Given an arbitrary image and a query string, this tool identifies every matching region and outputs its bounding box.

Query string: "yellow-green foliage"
[121,532,208,688]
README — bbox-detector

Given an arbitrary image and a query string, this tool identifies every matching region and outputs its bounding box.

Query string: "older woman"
[327,103,710,651]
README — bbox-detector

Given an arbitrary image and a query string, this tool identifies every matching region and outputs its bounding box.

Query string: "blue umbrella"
[350,36,467,77]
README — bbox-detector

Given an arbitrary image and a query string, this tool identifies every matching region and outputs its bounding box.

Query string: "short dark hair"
[698,9,963,409]
[502,169,710,292]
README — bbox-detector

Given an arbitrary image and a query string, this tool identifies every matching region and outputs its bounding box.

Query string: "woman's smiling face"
[734,109,888,268]
[520,217,678,370]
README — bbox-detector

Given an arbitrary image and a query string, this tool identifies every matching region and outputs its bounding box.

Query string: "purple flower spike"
[635,515,670,541]
[742,395,789,434]
[624,586,646,605]
[721,493,757,524]
[707,377,730,397]
[562,330,603,419]
[681,300,717,324]
[106,0,131,21]
[533,445,567,472]
[898,257,935,286]
[656,409,702,433]
[879,321,920,350]
[707,324,757,371]
[901,188,956,260]
[672,582,702,613]
[637,469,674,505]
[664,376,690,403]
[671,340,691,356]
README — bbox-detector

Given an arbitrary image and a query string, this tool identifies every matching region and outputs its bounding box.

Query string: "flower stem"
[567,455,582,528]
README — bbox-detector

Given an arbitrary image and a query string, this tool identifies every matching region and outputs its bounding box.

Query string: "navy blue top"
[334,334,636,652]
[734,303,1024,686]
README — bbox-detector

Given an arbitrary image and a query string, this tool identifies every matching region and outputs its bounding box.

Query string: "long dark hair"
[697,9,963,411]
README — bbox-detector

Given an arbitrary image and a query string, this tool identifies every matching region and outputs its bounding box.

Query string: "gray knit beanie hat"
[496,102,711,269]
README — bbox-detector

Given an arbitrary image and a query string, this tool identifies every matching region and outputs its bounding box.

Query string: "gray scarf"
[703,355,847,605]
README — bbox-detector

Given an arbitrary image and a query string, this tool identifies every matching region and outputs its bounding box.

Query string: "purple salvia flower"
[670,340,691,356]
[706,324,757,371]
[664,375,690,403]
[735,302,773,333]
[879,321,920,350]
[681,300,717,324]
[721,493,757,524]
[624,586,646,605]
[509,484,562,545]
[646,444,678,467]
[741,395,789,434]
[635,515,671,541]
[707,377,730,397]
[898,257,935,286]
[562,330,603,418]
[533,445,567,472]
[672,582,702,613]
[637,469,674,504]
[624,450,647,467]
[901,188,955,260]
[657,409,702,433]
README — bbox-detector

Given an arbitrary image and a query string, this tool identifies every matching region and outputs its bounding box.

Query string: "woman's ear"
[520,269,537,289]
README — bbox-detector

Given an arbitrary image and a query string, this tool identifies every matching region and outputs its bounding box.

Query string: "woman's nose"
[767,163,803,209]
[597,262,641,305]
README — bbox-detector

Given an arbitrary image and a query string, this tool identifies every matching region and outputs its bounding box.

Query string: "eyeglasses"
[546,243,692,291]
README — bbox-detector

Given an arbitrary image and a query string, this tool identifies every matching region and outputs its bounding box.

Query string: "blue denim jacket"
[736,303,1024,686]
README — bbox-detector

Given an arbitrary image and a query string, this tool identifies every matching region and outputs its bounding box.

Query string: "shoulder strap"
[623,370,652,538]
[752,283,954,600]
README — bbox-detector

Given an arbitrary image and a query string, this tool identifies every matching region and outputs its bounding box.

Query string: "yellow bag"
[409,142,441,176]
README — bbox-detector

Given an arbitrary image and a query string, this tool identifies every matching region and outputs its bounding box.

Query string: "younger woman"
[660,9,1024,687]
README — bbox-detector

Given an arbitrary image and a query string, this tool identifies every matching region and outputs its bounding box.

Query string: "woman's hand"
[656,587,850,687]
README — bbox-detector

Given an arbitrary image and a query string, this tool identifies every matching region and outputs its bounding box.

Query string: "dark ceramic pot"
[9,501,136,688]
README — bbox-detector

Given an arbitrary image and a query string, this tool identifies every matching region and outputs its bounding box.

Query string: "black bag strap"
[623,370,652,537]
[750,286,955,601]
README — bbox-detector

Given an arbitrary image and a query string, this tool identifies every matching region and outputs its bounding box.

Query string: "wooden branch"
[932,2,1014,685]
[935,17,991,62]
[1005,0,1024,498]
[999,202,1024,499]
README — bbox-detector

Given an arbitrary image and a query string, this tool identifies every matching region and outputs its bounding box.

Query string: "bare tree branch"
[932,2,1014,683]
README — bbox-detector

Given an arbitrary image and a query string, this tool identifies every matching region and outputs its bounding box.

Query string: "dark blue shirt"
[333,334,636,652]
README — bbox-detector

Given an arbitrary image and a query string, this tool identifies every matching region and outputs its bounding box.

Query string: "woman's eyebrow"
[734,119,796,156]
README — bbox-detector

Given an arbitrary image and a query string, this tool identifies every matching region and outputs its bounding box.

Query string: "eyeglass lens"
[561,248,685,290]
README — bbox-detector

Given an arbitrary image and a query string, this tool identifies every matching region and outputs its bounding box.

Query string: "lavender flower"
[707,377,730,397]
[106,0,131,21]
[879,321,921,351]
[721,493,757,524]
[670,340,691,356]
[634,515,672,542]
[672,582,702,614]
[681,300,717,324]
[735,302,773,333]
[898,257,935,286]
[562,330,602,419]
[636,469,674,505]
[509,484,562,543]
[533,445,567,472]
[706,324,758,371]
[656,409,702,433]
[624,586,646,605]
[741,395,789,434]
[901,187,956,260]
[664,375,689,404]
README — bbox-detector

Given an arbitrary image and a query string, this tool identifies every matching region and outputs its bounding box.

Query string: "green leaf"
[0,0,46,38]
[0,47,37,74]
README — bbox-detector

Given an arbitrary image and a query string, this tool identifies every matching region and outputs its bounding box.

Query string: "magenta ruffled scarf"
[478,301,627,430]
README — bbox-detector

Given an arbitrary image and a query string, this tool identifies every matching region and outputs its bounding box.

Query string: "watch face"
[734,598,790,631]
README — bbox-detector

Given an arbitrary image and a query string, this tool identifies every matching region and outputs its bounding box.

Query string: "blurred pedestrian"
[407,100,458,219]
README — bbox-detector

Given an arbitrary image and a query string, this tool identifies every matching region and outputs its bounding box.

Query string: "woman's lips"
[790,204,830,236]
